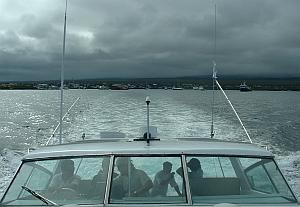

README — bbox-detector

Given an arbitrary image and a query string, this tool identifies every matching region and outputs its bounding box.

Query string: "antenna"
[209,3,252,143]
[59,0,68,144]
[211,3,217,138]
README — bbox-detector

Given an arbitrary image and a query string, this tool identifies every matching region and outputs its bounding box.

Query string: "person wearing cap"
[176,158,203,178]
[151,161,182,197]
[48,159,81,192]
[111,157,153,198]
[176,158,203,194]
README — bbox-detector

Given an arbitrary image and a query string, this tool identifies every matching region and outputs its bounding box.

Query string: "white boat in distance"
[240,82,252,92]
[172,86,183,90]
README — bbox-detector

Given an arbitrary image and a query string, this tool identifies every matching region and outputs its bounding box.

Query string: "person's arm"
[132,171,153,196]
[170,176,182,196]
[174,185,182,196]
[176,167,183,177]
[133,179,153,196]
[65,175,80,190]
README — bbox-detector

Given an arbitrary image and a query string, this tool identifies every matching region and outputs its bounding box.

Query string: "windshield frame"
[1,154,298,206]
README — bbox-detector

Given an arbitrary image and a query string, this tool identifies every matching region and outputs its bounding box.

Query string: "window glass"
[264,161,293,197]
[2,156,109,206]
[2,164,33,203]
[187,156,297,205]
[187,156,238,197]
[244,159,294,200]
[110,156,185,204]
[246,164,275,193]
[196,157,237,178]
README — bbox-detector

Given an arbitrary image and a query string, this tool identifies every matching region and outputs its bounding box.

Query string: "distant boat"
[240,81,252,92]
[198,86,205,90]
[98,85,109,90]
[172,86,183,90]
[110,84,129,90]
[193,86,205,90]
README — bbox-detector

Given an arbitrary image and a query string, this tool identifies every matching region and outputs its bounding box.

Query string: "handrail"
[46,97,80,145]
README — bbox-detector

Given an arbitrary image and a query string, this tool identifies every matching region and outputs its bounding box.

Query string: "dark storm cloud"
[0,0,299,81]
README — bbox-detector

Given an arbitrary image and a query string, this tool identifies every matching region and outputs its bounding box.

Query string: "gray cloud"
[0,0,299,81]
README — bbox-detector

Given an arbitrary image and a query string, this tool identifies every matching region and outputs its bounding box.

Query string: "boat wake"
[0,148,22,197]
[277,151,300,197]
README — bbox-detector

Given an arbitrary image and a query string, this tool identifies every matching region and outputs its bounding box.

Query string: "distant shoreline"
[0,77,300,91]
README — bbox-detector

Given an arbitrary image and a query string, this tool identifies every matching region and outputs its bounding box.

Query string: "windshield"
[1,155,297,206]
[1,156,109,206]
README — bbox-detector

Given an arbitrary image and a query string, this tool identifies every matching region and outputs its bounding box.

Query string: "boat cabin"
[0,138,298,206]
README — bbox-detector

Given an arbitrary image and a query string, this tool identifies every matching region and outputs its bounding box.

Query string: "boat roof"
[23,138,273,160]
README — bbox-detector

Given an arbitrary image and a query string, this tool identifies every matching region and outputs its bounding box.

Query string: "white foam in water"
[0,149,22,197]
[277,151,300,199]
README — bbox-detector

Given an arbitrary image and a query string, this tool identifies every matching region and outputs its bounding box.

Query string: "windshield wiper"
[21,186,59,206]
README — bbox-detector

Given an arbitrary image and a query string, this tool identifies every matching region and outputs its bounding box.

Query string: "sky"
[0,0,299,81]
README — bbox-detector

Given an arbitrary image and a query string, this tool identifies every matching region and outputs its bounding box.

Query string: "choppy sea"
[0,89,299,198]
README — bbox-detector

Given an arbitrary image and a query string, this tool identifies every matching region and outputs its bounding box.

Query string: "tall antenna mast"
[211,3,217,138]
[209,3,252,143]
[59,0,68,144]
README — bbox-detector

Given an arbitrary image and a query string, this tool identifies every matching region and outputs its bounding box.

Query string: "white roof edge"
[22,139,273,160]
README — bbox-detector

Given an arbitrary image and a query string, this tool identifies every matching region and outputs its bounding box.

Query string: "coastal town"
[0,77,300,91]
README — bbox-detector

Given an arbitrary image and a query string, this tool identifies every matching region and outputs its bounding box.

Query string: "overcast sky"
[0,0,299,81]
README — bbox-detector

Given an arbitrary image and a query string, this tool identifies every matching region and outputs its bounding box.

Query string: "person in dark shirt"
[89,158,118,198]
[111,157,153,198]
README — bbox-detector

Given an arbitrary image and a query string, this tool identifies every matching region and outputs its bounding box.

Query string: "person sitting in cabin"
[151,161,182,197]
[48,159,81,193]
[176,158,203,195]
[88,158,118,198]
[111,157,153,198]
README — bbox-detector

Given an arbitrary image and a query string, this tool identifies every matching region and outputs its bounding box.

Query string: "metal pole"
[146,96,150,145]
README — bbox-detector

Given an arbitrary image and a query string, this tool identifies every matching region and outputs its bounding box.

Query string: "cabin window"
[110,156,185,204]
[186,156,239,199]
[264,161,293,196]
[1,156,110,206]
[190,156,297,204]
[244,158,295,199]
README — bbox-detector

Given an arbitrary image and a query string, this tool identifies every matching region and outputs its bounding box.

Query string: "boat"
[193,86,205,90]
[172,86,183,90]
[240,81,252,92]
[0,136,299,206]
[192,86,199,90]
[110,84,129,90]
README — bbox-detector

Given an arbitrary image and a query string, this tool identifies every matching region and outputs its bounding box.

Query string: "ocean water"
[0,89,299,198]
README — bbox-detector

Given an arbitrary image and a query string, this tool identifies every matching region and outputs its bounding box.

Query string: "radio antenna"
[59,0,68,144]
[209,3,252,143]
